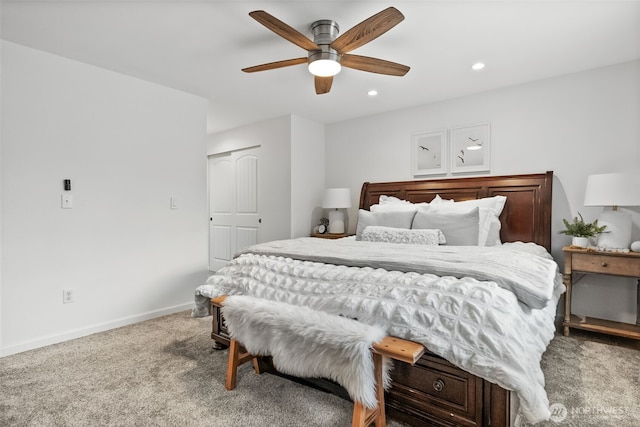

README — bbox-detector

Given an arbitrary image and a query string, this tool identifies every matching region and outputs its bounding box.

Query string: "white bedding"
[193,238,564,424]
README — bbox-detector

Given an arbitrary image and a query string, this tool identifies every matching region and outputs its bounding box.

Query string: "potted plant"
[559,212,607,248]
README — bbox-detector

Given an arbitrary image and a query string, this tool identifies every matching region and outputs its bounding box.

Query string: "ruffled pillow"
[361,226,446,245]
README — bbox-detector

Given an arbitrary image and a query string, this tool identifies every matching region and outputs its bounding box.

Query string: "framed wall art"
[411,129,447,176]
[450,123,490,173]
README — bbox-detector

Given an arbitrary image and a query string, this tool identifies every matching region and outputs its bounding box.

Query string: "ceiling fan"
[242,7,410,95]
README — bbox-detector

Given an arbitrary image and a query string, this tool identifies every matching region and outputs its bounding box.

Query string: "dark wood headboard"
[359,171,553,251]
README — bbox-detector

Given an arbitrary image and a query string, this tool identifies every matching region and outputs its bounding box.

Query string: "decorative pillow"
[428,195,506,246]
[361,226,446,245]
[355,210,417,241]
[412,207,480,246]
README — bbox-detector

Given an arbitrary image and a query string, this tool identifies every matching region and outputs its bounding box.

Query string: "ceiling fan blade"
[249,10,319,52]
[330,7,404,54]
[242,57,308,73]
[315,76,333,95]
[341,54,410,76]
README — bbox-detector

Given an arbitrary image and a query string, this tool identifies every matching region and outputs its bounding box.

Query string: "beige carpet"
[0,312,404,426]
[1,311,639,426]
[515,330,640,427]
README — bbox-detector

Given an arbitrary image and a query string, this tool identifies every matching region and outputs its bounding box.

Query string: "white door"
[209,147,260,271]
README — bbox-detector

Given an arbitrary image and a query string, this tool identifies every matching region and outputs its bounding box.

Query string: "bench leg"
[225,339,241,390]
[352,401,370,427]
[226,339,262,390]
[372,353,386,427]
[351,353,386,427]
[252,357,262,374]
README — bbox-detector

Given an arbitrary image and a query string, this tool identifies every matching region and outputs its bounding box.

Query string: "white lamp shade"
[322,188,352,209]
[584,172,640,207]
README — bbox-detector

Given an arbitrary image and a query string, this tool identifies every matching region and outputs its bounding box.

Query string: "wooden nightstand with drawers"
[562,246,640,340]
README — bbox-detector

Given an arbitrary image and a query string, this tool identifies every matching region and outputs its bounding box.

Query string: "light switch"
[170,197,178,209]
[61,194,73,209]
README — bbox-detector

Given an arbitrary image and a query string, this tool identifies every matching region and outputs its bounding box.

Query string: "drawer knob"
[601,262,608,267]
[433,379,445,392]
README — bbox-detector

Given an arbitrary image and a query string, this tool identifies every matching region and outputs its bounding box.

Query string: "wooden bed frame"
[210,171,554,427]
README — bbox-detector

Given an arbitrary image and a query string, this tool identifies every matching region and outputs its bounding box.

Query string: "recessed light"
[472,62,485,71]
[368,90,378,96]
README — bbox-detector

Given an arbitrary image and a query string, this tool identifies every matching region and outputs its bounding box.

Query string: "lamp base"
[328,209,345,234]
[595,211,632,249]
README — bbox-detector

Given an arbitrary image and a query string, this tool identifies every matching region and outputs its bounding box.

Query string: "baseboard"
[0,302,194,357]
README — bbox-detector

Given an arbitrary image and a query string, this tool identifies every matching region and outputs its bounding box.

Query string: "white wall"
[291,114,325,237]
[1,42,209,356]
[326,60,640,323]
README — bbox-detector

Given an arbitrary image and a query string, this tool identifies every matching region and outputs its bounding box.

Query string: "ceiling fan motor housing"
[310,20,340,45]
[310,20,340,61]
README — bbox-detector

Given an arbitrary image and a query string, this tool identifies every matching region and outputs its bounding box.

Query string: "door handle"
[258,218,262,224]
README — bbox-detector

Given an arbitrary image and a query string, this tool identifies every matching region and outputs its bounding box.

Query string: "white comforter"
[193,238,564,424]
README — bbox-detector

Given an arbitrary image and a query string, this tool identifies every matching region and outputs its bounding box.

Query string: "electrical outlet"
[63,289,74,304]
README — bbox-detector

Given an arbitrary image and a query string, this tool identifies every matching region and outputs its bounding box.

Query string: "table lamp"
[584,172,640,249]
[322,188,352,234]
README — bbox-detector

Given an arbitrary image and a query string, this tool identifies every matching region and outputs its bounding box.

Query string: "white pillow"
[370,195,428,213]
[379,195,412,205]
[361,226,446,245]
[412,207,480,246]
[428,195,506,246]
[355,210,417,241]
[371,203,421,213]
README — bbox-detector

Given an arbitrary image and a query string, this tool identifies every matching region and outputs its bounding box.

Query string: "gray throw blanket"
[237,237,559,309]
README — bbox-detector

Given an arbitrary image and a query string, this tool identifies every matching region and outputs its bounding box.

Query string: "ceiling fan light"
[467,145,482,150]
[308,49,341,77]
[308,59,341,77]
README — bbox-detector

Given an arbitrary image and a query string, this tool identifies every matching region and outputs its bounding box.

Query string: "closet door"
[208,147,260,271]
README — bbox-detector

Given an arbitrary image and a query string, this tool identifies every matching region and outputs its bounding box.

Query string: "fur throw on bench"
[221,295,391,409]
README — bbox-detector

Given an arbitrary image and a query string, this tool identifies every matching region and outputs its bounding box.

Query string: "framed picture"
[450,123,490,173]
[411,130,447,176]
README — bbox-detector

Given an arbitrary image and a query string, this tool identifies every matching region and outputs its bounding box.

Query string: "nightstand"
[562,246,640,340]
[310,233,351,239]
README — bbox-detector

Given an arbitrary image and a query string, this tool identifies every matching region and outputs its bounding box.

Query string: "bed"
[193,171,562,427]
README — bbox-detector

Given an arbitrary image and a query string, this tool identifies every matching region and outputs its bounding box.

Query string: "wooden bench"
[211,296,426,427]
